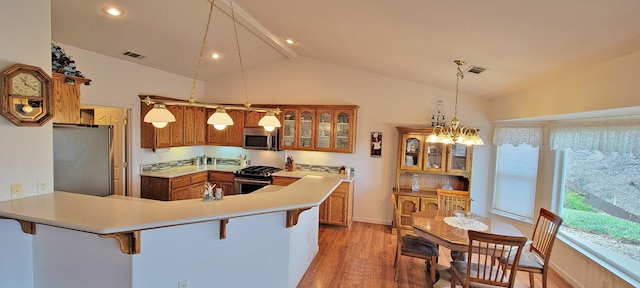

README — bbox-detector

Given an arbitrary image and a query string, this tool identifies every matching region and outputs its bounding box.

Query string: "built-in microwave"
[243,128,280,151]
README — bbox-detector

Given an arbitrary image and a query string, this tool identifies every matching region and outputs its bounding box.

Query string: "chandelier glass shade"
[426,60,484,146]
[143,103,176,128]
[257,111,281,132]
[207,108,234,130]
[141,0,281,131]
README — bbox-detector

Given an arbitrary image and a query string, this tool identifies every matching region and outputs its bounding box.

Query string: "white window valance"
[493,123,544,148]
[550,118,640,154]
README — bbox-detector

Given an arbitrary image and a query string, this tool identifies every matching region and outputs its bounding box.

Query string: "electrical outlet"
[37,180,48,194]
[11,184,23,198]
[178,280,189,288]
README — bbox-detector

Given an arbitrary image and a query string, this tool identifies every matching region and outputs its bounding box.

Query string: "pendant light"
[141,0,281,130]
[426,60,484,146]
[143,103,176,128]
[229,0,281,132]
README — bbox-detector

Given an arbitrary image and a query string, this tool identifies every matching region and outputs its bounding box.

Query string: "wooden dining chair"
[502,208,563,288]
[436,189,471,211]
[450,230,528,288]
[391,195,439,282]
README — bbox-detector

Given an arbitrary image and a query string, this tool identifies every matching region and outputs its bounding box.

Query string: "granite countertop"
[0,175,343,235]
[140,164,356,183]
[140,164,240,178]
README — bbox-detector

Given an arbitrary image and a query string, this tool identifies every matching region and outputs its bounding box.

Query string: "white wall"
[0,0,50,286]
[487,52,640,287]
[205,57,492,224]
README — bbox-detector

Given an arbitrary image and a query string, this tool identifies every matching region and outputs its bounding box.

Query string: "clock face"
[11,72,42,97]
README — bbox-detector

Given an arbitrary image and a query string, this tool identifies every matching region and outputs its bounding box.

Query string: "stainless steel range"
[234,166,282,194]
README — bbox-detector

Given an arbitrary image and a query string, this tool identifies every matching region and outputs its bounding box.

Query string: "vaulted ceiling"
[51,0,640,99]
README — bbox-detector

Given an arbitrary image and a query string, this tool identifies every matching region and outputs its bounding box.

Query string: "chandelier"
[426,60,484,146]
[142,0,281,131]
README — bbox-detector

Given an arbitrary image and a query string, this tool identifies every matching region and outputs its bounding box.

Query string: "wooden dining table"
[411,209,526,287]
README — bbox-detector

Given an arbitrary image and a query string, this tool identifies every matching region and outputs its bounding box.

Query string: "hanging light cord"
[230,1,250,107]
[454,60,465,118]
[188,0,216,104]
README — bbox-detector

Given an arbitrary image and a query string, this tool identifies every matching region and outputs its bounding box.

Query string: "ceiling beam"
[214,0,298,59]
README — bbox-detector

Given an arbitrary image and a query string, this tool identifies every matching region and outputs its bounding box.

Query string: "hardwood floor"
[298,222,573,288]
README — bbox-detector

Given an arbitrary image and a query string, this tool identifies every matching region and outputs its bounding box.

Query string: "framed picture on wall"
[371,132,382,157]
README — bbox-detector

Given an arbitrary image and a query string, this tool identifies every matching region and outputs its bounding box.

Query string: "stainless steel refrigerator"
[53,124,113,197]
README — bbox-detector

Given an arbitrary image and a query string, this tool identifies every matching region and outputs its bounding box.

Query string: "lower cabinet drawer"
[171,176,191,189]
[191,172,208,183]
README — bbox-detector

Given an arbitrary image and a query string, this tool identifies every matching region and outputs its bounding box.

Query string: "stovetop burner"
[235,166,282,178]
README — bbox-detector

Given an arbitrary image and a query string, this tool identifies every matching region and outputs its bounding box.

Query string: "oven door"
[234,177,271,194]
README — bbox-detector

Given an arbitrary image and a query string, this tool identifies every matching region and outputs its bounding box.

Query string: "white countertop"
[0,175,342,235]
[272,170,356,182]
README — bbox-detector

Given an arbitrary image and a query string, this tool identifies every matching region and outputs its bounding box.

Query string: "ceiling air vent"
[465,65,487,75]
[122,51,146,59]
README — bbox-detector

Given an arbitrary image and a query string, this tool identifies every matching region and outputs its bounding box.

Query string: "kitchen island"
[0,175,343,288]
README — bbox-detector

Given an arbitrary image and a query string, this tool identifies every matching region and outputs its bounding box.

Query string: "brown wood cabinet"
[138,97,357,153]
[183,106,206,146]
[208,171,235,196]
[395,126,474,191]
[392,126,474,234]
[206,109,244,147]
[319,182,353,227]
[244,110,266,128]
[141,171,208,201]
[392,189,438,235]
[52,72,90,124]
[280,105,358,153]
[273,176,354,228]
[140,101,172,149]
[272,176,299,186]
[168,105,184,146]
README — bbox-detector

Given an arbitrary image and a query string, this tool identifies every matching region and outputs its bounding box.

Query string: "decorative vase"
[411,174,420,192]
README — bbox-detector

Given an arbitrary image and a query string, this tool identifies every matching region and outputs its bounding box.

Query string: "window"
[492,123,543,222]
[551,118,640,283]
[492,143,539,221]
[559,148,640,281]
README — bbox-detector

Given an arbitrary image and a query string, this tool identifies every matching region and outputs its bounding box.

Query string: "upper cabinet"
[138,97,358,153]
[52,72,90,124]
[206,108,244,147]
[282,105,358,153]
[398,128,471,176]
[183,106,206,146]
[281,108,315,151]
[316,109,333,152]
[334,109,355,153]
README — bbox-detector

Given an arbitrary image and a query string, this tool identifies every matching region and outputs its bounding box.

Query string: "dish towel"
[444,217,488,231]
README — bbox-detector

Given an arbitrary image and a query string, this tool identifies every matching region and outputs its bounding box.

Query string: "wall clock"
[1,63,53,126]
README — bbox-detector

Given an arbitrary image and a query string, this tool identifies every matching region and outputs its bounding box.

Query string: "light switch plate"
[11,183,23,198]
[37,180,48,194]
[178,280,189,288]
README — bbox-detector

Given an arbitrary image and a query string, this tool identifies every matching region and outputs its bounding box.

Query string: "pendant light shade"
[207,108,234,130]
[143,104,176,128]
[258,112,281,132]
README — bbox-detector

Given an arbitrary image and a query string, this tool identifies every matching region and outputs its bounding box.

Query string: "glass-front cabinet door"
[400,133,424,170]
[281,109,296,150]
[316,109,333,151]
[448,143,470,174]
[424,142,446,172]
[298,109,314,150]
[334,110,353,153]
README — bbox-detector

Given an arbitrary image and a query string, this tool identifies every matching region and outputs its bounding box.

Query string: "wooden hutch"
[392,126,474,235]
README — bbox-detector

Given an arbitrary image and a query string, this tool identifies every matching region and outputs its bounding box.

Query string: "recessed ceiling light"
[285,39,295,45]
[210,53,221,60]
[102,6,124,17]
